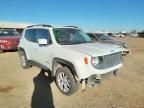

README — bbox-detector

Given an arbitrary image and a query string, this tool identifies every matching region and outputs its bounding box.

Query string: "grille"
[96,52,122,69]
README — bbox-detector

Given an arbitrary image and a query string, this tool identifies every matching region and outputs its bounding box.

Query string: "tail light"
[5,41,10,48]
[0,40,10,49]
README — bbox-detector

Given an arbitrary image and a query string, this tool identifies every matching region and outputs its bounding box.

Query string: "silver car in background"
[87,33,130,56]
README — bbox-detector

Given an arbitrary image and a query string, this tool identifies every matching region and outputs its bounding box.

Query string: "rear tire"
[0,50,4,53]
[19,51,31,69]
[55,66,78,96]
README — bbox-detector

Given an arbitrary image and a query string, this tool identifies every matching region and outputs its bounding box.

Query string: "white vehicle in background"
[129,33,138,37]
[114,33,125,37]
[18,25,123,95]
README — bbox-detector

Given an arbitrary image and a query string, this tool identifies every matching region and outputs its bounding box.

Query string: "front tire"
[19,51,31,69]
[55,67,78,96]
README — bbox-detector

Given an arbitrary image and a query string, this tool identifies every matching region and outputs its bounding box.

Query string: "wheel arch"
[18,47,25,52]
[18,47,29,60]
[52,58,78,78]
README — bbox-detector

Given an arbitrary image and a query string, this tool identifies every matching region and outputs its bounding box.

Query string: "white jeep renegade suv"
[18,25,123,95]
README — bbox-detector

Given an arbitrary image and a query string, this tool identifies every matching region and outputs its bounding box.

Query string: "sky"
[0,0,144,32]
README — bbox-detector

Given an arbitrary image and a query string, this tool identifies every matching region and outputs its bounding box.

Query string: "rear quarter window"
[24,29,36,42]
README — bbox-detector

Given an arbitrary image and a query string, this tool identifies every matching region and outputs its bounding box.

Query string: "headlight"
[91,57,99,67]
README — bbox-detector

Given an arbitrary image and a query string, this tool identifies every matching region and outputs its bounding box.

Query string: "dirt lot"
[0,37,144,108]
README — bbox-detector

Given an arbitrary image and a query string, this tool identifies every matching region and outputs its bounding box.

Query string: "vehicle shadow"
[31,70,55,108]
[0,50,18,53]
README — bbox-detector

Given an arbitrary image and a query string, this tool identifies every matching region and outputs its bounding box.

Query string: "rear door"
[24,29,37,60]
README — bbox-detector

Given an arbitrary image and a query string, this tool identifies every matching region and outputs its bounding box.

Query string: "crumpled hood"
[104,39,126,45]
[62,42,122,57]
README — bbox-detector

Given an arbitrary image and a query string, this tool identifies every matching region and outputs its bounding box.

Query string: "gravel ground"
[0,37,144,108]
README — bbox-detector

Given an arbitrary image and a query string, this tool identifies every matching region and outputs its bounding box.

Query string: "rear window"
[0,30,19,37]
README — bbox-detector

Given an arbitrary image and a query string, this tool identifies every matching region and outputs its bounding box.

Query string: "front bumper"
[86,69,118,87]
[77,63,122,79]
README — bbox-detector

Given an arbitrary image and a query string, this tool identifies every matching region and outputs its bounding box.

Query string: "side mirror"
[38,39,48,45]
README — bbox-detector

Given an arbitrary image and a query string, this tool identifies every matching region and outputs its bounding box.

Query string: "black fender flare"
[52,58,78,78]
[18,47,25,54]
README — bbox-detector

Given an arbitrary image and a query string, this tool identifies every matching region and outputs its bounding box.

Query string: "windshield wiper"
[60,41,94,45]
[60,43,71,45]
[82,41,95,43]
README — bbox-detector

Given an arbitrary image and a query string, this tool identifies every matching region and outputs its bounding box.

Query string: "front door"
[33,29,53,69]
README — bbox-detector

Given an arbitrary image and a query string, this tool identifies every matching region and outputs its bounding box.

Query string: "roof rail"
[64,26,78,28]
[27,24,53,28]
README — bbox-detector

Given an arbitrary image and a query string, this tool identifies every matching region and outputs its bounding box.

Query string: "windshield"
[0,30,19,37]
[95,34,112,40]
[53,28,92,45]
